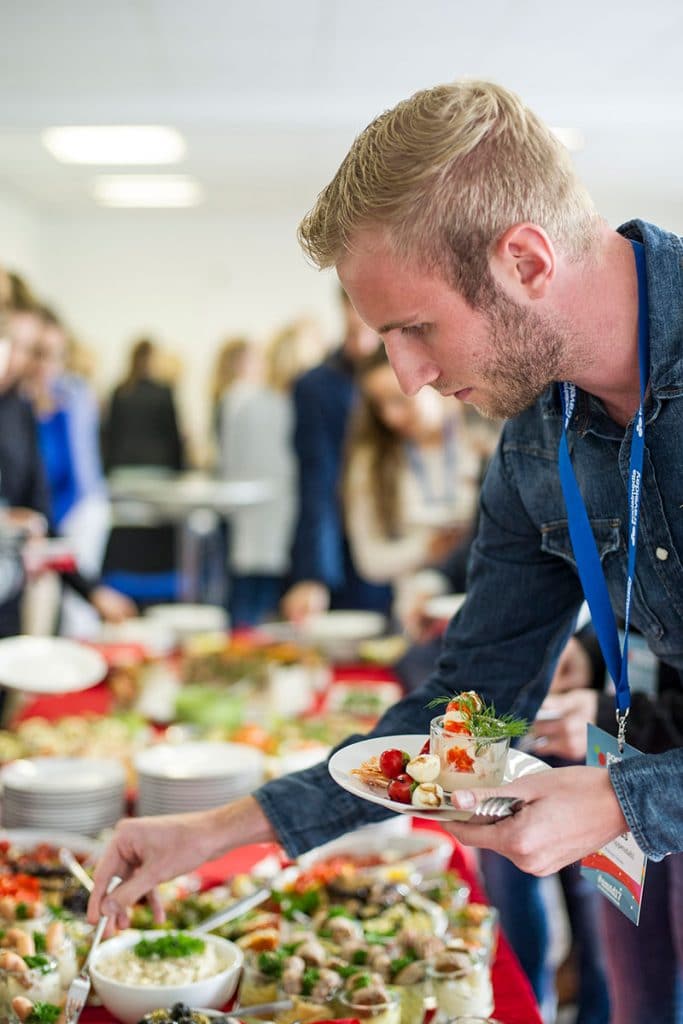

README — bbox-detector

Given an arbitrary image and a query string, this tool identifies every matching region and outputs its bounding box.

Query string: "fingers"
[147,887,166,925]
[100,863,161,927]
[89,844,129,924]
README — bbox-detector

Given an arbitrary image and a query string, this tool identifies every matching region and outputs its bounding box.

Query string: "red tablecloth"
[16,666,542,1024]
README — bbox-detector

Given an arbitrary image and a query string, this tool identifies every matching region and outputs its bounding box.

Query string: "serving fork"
[64,874,122,1024]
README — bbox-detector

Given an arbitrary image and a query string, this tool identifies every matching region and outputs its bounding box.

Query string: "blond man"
[90,80,683,1022]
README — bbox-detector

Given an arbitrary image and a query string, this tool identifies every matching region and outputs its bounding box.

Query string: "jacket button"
[655,547,669,561]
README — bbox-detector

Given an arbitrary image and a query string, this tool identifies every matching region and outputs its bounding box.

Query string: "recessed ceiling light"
[550,125,585,153]
[93,175,202,208]
[43,126,185,165]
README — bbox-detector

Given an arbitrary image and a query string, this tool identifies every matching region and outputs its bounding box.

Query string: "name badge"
[580,723,648,924]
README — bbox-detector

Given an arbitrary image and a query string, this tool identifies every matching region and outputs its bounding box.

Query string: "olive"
[171,1005,191,1021]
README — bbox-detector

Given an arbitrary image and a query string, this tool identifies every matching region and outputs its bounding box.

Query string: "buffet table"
[14,666,542,1024]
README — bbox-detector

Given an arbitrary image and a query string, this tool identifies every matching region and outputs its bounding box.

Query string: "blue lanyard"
[558,239,650,748]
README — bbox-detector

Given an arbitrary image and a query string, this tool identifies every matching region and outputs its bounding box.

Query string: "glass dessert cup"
[427,961,494,1023]
[238,957,281,1006]
[429,716,510,792]
[338,990,402,1024]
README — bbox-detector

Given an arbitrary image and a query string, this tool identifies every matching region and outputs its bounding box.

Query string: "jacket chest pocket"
[540,517,622,567]
[540,517,663,639]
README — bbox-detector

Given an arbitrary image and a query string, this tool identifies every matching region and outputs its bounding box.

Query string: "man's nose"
[384,338,440,396]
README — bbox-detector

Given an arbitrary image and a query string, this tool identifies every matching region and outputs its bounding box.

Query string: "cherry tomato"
[379,748,410,779]
[419,739,430,756]
[387,776,416,804]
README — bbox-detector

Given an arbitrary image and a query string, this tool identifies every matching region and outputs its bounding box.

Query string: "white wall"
[0,184,40,280]
[3,182,683,464]
[33,208,344,462]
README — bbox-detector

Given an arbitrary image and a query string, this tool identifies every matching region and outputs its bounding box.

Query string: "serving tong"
[467,795,525,824]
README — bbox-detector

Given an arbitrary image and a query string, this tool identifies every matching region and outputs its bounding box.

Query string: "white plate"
[1,756,125,792]
[328,734,549,821]
[135,741,264,780]
[423,593,467,621]
[300,611,386,641]
[0,828,104,859]
[144,604,228,639]
[98,618,176,655]
[0,636,107,693]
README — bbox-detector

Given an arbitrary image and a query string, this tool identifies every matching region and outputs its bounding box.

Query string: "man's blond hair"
[299,79,599,308]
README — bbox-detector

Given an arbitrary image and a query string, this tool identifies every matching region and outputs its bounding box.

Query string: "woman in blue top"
[23,309,129,634]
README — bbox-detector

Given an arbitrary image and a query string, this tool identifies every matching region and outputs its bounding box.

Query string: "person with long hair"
[343,346,480,620]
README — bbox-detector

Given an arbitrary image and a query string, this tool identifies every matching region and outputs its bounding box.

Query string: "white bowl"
[89,929,243,1024]
[144,604,229,642]
[298,611,386,660]
[298,822,454,877]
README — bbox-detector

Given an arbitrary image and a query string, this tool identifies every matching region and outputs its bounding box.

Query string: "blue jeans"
[599,852,683,1024]
[479,851,610,1024]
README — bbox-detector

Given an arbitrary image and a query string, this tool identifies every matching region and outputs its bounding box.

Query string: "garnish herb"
[134,934,206,959]
[27,1004,61,1024]
[427,695,527,739]
[23,954,55,974]
[15,901,29,920]
[350,972,373,991]
[34,931,47,953]
[257,949,287,978]
[390,952,418,977]
[300,967,320,997]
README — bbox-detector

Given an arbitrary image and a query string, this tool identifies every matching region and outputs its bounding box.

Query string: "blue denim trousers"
[599,852,683,1024]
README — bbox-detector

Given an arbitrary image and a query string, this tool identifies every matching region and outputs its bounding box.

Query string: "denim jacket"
[256,220,683,862]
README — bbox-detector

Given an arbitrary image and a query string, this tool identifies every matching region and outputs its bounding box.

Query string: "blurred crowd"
[0,267,499,642]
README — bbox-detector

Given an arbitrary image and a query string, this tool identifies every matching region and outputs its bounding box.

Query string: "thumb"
[449,785,508,812]
[100,867,157,925]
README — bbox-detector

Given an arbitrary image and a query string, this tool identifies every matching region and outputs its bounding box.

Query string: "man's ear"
[488,223,556,302]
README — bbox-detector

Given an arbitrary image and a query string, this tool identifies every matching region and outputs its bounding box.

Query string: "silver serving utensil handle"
[60,846,95,893]
[230,1000,294,1018]
[193,884,273,933]
[469,795,525,824]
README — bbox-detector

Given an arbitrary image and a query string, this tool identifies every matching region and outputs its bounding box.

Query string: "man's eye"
[400,324,428,338]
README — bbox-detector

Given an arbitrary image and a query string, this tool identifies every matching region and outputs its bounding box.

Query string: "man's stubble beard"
[473,295,576,420]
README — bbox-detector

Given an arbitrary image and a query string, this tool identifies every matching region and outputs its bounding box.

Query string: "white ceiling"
[0,0,682,218]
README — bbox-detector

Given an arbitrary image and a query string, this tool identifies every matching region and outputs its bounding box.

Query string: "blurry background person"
[280,288,390,622]
[101,336,184,474]
[342,346,481,623]
[100,337,185,604]
[210,335,263,456]
[0,271,132,639]
[0,270,49,639]
[22,307,113,636]
[219,318,323,626]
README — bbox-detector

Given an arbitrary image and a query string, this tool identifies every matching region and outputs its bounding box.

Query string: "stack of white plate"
[1,757,126,834]
[135,741,265,816]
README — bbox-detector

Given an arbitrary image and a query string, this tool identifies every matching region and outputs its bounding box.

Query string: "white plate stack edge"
[1,757,126,835]
[135,741,265,816]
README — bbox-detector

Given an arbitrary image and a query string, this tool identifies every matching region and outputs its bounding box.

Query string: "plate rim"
[0,635,107,693]
[328,733,549,822]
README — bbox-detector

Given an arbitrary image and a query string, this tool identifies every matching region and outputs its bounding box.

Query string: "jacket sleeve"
[609,747,683,859]
[255,440,585,856]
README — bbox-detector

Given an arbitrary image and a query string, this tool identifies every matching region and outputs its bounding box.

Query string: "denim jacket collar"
[542,219,683,425]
